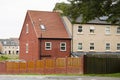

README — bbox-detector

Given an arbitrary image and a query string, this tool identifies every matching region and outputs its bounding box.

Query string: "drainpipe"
[71,23,73,56]
[40,33,42,60]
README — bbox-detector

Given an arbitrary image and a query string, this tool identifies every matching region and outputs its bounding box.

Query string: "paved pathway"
[0,75,119,80]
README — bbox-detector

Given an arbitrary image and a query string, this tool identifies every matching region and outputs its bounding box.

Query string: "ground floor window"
[106,43,110,51]
[117,43,120,50]
[45,42,52,50]
[60,42,66,51]
[78,43,82,50]
[90,43,94,50]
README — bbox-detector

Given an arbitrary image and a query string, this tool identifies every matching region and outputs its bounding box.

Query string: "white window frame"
[26,43,28,53]
[60,42,66,51]
[90,26,95,34]
[78,43,82,51]
[78,26,83,33]
[106,43,110,51]
[26,24,29,34]
[45,42,52,50]
[117,43,120,50]
[90,43,94,51]
[117,26,120,34]
[105,26,110,34]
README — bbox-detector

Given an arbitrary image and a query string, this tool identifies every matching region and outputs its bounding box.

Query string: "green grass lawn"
[84,73,120,77]
[17,73,120,78]
[0,54,19,61]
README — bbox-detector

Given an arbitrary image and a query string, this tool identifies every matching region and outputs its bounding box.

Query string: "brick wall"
[40,39,71,59]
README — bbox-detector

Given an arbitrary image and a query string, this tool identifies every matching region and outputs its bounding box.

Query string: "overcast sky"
[0,0,68,39]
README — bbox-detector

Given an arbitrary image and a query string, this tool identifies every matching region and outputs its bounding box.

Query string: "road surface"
[0,75,119,80]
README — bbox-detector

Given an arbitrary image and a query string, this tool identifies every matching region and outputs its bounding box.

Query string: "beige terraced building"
[0,38,19,55]
[62,16,120,56]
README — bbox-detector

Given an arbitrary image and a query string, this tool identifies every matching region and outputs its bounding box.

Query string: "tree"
[54,0,120,25]
[0,42,3,54]
[54,2,81,23]
[68,0,120,25]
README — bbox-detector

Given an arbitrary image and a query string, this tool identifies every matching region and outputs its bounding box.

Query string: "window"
[60,42,66,51]
[45,42,52,50]
[90,26,95,34]
[117,26,120,34]
[106,43,110,50]
[26,43,28,53]
[90,43,94,50]
[26,24,29,33]
[78,26,82,33]
[105,27,110,34]
[78,43,82,50]
[40,24,46,30]
[117,43,120,50]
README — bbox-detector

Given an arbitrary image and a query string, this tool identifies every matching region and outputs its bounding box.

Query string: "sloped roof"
[0,38,19,46]
[75,16,111,24]
[28,10,71,39]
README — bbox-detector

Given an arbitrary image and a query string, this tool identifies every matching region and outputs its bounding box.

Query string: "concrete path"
[0,75,119,80]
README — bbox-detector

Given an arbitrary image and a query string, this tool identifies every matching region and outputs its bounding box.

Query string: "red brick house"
[19,10,71,61]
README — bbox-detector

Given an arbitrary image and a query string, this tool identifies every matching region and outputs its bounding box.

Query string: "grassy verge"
[14,73,120,78]
[84,73,120,77]
[0,54,19,61]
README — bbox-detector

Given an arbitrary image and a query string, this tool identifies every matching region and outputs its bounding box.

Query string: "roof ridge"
[27,10,58,13]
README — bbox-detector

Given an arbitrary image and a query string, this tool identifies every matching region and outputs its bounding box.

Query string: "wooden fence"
[0,57,84,74]
[84,54,120,74]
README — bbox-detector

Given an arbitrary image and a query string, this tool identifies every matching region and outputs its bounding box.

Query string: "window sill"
[77,33,83,35]
[89,50,95,52]
[105,34,111,36]
[116,50,120,52]
[26,51,28,53]
[116,34,120,36]
[77,50,84,52]
[105,50,111,52]
[60,50,66,52]
[89,33,96,35]
[45,49,52,50]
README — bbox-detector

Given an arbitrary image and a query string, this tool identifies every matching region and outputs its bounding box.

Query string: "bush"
[0,56,9,61]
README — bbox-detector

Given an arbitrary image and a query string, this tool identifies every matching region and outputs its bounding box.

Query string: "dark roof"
[67,16,112,25]
[0,38,19,46]
[28,10,71,39]
[75,16,111,24]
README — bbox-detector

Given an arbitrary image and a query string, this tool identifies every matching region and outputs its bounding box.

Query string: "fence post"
[34,60,36,73]
[80,55,85,74]
[54,57,56,74]
[66,57,68,74]
[43,59,46,75]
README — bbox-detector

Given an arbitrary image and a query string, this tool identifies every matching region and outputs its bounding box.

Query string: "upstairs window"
[45,42,52,50]
[117,26,120,34]
[90,26,95,34]
[106,43,110,51]
[78,43,82,50]
[117,43,120,50]
[105,27,110,34]
[26,24,29,33]
[90,43,94,50]
[60,42,66,51]
[78,26,82,33]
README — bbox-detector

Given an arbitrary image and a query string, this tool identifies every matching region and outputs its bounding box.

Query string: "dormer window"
[26,24,29,33]
[40,24,46,30]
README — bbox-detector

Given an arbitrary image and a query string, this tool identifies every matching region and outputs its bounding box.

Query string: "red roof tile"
[28,10,70,39]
